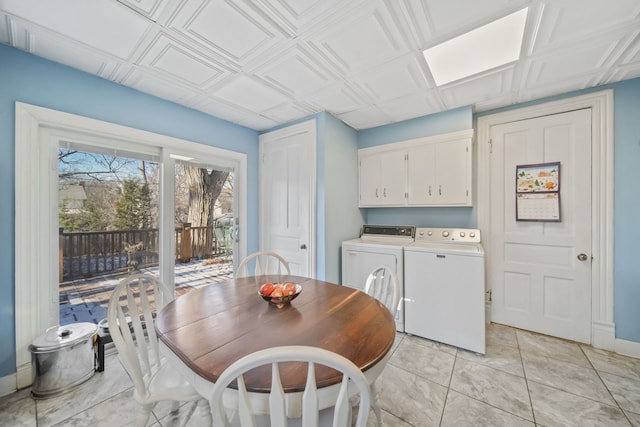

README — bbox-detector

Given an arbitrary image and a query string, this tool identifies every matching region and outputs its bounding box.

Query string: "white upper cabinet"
[359,149,406,206]
[407,138,471,206]
[359,129,473,207]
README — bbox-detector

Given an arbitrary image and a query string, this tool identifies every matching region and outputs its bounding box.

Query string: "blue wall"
[610,79,640,342]
[0,45,259,377]
[2,42,639,381]
[323,114,362,283]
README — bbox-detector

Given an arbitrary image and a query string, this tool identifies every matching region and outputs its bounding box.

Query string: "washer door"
[342,249,397,291]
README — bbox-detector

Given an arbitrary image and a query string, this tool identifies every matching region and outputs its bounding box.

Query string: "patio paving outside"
[59,258,233,326]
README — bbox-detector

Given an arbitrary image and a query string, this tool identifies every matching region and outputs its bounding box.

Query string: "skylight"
[423,8,529,86]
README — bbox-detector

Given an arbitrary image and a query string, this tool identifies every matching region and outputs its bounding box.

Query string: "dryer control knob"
[442,231,450,237]
[460,232,466,237]
[469,232,476,238]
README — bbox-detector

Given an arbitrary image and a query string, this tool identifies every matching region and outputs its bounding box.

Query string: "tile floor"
[2,323,640,426]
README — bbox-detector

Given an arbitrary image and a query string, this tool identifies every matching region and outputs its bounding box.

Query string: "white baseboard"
[16,362,32,390]
[592,320,640,358]
[0,373,17,398]
[614,337,640,359]
[592,320,616,351]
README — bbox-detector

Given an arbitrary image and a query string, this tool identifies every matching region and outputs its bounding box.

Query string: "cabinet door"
[407,139,471,206]
[359,153,380,206]
[379,150,406,205]
[359,150,406,206]
[434,139,471,205]
[407,144,435,205]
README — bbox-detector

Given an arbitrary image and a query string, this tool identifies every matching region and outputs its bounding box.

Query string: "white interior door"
[259,120,316,277]
[489,109,592,343]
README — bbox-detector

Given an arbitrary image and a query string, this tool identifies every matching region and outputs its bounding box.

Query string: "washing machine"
[342,225,415,332]
[404,227,485,354]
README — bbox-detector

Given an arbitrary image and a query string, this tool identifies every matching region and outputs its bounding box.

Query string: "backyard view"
[57,147,234,326]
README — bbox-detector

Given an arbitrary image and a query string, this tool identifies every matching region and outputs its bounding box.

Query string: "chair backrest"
[364,265,401,317]
[107,273,174,397]
[236,251,291,278]
[210,346,372,427]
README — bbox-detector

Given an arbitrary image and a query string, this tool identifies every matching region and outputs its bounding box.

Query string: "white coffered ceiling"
[1,0,639,131]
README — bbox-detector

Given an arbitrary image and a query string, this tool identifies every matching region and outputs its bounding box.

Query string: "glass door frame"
[159,149,243,288]
[14,102,247,388]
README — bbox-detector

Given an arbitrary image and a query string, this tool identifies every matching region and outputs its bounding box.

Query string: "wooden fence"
[59,223,232,281]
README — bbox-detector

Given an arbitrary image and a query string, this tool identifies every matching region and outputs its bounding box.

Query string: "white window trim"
[14,102,247,388]
[476,90,615,351]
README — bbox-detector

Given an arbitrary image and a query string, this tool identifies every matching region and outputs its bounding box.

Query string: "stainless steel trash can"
[29,323,98,398]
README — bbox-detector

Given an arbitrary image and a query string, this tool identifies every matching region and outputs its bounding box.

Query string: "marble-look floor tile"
[391,332,405,351]
[389,335,456,386]
[4,323,639,427]
[522,353,616,405]
[49,388,157,426]
[625,410,640,427]
[441,390,534,427]
[0,388,36,427]
[582,346,640,380]
[365,408,413,427]
[516,330,590,367]
[374,363,447,426]
[154,400,210,427]
[600,372,640,414]
[153,401,211,427]
[404,333,459,356]
[528,381,630,427]
[36,353,133,427]
[487,323,519,348]
[450,358,533,421]
[458,341,524,377]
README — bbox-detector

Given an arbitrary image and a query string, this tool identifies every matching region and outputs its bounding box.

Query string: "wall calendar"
[515,162,561,222]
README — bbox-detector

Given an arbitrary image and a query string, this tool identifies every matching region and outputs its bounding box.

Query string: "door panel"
[259,121,315,277]
[489,109,592,343]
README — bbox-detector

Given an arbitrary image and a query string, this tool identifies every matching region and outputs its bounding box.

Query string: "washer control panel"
[414,228,481,243]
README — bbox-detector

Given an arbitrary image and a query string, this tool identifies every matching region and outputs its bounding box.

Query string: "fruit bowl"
[259,282,302,308]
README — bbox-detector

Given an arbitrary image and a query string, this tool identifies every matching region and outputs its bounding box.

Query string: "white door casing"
[14,103,247,389]
[259,120,316,278]
[488,109,592,343]
[477,90,615,350]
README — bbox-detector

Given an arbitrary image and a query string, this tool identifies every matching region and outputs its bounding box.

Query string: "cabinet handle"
[383,188,387,197]
[439,185,442,195]
[375,188,379,198]
[428,185,432,196]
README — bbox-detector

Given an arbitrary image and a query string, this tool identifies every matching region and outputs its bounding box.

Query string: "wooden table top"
[155,275,396,393]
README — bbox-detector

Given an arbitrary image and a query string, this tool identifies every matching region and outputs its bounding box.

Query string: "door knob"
[577,253,589,261]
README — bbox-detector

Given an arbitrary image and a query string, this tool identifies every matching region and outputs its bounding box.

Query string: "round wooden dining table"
[155,275,396,397]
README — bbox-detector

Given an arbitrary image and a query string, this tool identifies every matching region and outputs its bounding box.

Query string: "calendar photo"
[516,162,561,222]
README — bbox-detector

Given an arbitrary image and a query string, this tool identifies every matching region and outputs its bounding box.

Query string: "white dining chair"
[235,251,291,278]
[364,265,401,317]
[362,265,400,425]
[107,273,211,427]
[210,345,373,427]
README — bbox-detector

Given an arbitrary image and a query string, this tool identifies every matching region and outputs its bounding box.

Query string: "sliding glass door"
[15,103,247,387]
